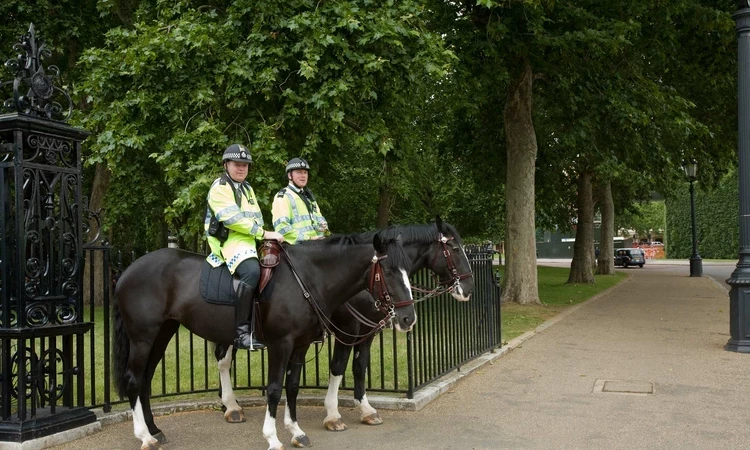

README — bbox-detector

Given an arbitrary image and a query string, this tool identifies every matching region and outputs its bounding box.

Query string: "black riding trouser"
[234,258,260,290]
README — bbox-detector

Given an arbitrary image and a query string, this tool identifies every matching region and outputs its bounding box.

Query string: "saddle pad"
[200,261,237,305]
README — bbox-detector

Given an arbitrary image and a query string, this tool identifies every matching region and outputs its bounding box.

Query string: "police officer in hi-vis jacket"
[271,157,330,342]
[205,144,284,350]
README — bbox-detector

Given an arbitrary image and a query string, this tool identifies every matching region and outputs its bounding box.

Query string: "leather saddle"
[258,239,281,292]
[199,239,282,305]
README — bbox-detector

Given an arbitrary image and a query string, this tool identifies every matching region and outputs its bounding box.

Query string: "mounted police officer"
[205,144,284,350]
[272,157,330,342]
[271,157,330,243]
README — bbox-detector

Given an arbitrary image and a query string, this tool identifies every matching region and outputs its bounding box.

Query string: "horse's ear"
[373,232,387,254]
[435,215,445,232]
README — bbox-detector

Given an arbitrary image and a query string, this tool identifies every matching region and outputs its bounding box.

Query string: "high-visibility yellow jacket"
[271,184,329,244]
[204,175,265,273]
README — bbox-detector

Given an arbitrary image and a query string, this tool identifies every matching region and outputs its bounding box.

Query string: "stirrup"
[312,331,327,345]
[235,332,265,351]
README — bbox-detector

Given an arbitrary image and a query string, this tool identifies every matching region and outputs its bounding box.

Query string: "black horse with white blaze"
[112,232,415,450]
[214,218,474,432]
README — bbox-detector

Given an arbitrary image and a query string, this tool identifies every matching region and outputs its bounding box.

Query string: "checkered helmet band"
[222,144,252,163]
[285,157,310,173]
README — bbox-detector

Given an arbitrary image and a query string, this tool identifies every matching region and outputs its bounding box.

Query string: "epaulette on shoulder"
[276,188,287,199]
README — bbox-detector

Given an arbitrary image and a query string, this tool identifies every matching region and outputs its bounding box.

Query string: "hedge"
[665,170,739,259]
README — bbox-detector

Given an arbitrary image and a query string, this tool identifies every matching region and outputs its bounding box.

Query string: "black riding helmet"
[222,144,253,165]
[285,157,310,174]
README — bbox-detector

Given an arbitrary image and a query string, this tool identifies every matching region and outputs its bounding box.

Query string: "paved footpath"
[48,269,750,450]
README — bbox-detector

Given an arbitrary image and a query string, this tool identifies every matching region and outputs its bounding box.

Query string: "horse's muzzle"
[394,313,417,332]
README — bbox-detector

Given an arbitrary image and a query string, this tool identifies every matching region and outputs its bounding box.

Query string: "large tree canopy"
[0,0,737,288]
[77,0,451,249]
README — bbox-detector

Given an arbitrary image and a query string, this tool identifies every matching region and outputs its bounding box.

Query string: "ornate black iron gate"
[0,24,96,441]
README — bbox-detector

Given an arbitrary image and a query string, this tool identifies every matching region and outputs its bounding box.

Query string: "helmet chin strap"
[226,169,245,184]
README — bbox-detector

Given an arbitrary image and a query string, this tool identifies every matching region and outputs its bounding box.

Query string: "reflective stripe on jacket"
[271,184,327,245]
[204,176,265,273]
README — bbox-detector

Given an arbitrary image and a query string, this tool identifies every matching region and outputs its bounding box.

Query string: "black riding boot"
[234,282,265,351]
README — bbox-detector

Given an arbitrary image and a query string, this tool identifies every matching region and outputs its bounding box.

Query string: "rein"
[410,233,474,300]
[278,244,411,349]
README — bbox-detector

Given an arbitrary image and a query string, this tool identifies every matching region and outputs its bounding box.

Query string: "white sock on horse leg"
[356,394,377,419]
[133,397,158,444]
[263,406,283,449]
[284,404,305,438]
[218,346,240,411]
[324,375,343,421]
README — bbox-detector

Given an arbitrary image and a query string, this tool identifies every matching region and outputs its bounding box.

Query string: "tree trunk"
[568,171,596,284]
[596,179,615,275]
[501,61,539,305]
[83,163,111,306]
[376,164,392,229]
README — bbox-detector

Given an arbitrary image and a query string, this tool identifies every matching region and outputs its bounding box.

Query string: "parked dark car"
[615,248,645,268]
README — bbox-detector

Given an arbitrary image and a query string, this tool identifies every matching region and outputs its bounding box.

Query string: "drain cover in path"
[593,379,654,395]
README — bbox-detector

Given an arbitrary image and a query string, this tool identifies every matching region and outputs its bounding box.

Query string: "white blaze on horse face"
[324,375,344,422]
[451,244,472,302]
[263,406,283,450]
[133,397,158,445]
[400,269,413,301]
[393,269,416,332]
[218,346,241,413]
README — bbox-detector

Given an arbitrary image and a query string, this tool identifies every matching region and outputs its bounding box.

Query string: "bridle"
[411,233,474,300]
[281,245,413,347]
[338,254,415,346]
[368,254,415,317]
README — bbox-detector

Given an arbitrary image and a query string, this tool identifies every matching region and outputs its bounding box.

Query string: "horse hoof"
[141,441,161,450]
[153,431,168,444]
[361,413,383,425]
[291,434,311,448]
[224,409,246,423]
[324,418,348,432]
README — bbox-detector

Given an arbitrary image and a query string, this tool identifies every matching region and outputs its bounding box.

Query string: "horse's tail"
[112,295,130,399]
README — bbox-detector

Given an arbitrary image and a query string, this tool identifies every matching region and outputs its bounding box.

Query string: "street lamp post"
[682,159,702,277]
[727,1,750,352]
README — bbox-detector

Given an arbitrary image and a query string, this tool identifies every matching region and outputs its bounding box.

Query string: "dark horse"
[214,218,474,431]
[113,233,415,450]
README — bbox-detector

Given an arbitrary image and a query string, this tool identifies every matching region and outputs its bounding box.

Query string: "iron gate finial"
[0,23,73,122]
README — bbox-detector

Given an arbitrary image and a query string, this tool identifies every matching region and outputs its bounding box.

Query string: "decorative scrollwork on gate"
[9,346,67,403]
[25,134,76,169]
[10,347,38,400]
[0,24,73,122]
[38,348,66,402]
[17,157,82,326]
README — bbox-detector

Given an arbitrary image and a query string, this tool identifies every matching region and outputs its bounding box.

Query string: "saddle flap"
[259,239,281,268]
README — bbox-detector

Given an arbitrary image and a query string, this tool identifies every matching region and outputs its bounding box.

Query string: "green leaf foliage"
[76,0,451,247]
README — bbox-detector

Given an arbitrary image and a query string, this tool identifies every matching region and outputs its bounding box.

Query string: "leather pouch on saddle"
[258,239,281,293]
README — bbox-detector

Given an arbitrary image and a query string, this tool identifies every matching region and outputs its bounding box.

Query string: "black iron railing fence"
[78,246,501,411]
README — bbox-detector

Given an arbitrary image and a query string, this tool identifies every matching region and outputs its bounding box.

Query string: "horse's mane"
[297,221,463,272]
[344,222,463,247]
[296,228,420,273]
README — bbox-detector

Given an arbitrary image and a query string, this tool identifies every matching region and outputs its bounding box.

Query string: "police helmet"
[222,144,252,164]
[285,157,310,174]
